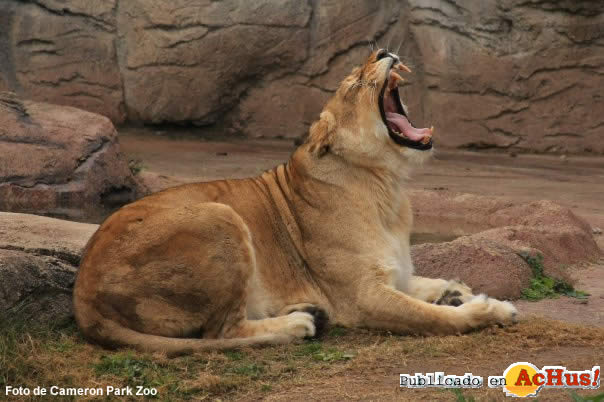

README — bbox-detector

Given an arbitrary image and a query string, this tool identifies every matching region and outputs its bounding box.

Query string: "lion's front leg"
[406,276,474,306]
[356,281,516,336]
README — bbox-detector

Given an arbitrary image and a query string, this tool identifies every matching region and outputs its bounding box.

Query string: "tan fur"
[73,51,516,356]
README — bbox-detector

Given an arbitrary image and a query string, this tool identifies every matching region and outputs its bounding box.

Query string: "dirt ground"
[118,129,604,400]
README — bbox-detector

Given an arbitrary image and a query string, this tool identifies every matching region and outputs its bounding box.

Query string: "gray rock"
[0,212,97,323]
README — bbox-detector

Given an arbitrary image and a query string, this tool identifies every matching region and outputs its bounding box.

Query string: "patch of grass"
[93,352,161,388]
[570,391,604,402]
[229,362,265,378]
[312,348,355,362]
[519,253,589,301]
[223,349,245,361]
[448,388,476,402]
[327,326,348,337]
[294,341,323,357]
[128,158,145,175]
[293,341,354,362]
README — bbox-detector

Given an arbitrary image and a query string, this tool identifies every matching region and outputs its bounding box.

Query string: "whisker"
[396,39,403,54]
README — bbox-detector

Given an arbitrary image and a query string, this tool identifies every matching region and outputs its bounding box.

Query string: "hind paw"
[280,304,329,338]
[282,311,316,338]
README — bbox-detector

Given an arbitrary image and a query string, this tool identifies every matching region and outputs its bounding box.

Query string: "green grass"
[222,349,245,361]
[448,388,476,402]
[228,362,265,378]
[292,340,355,362]
[519,253,589,301]
[128,158,145,175]
[569,391,604,402]
[93,353,164,388]
[327,326,348,337]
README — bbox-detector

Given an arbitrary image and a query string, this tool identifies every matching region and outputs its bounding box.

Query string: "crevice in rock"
[306,13,399,80]
[411,6,454,20]
[0,135,64,149]
[518,64,599,81]
[514,1,603,18]
[114,0,128,123]
[16,38,54,47]
[0,245,81,267]
[100,185,134,208]
[29,72,82,87]
[544,132,582,138]
[21,0,116,32]
[0,92,29,118]
[63,91,105,100]
[531,83,578,102]
[410,18,479,44]
[74,137,110,173]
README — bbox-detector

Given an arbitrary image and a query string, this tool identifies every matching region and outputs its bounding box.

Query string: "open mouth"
[378,61,433,150]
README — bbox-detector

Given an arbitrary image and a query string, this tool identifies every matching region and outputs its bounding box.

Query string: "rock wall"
[1,0,602,154]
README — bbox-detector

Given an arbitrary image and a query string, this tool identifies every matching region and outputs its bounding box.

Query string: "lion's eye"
[376,50,389,61]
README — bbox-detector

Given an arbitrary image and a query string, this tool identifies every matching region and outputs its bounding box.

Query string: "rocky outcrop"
[0,212,97,323]
[1,0,601,153]
[411,190,601,299]
[0,92,143,221]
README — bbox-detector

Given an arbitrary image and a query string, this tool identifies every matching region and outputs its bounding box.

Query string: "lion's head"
[305,50,433,172]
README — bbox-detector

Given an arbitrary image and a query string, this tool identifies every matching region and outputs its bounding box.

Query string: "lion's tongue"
[386,112,431,142]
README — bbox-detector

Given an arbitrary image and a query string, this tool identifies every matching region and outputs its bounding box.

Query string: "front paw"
[460,294,518,328]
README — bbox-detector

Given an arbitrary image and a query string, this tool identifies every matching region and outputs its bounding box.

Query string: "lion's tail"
[80,318,293,357]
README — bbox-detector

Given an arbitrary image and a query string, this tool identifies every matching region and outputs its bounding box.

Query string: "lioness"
[74,50,516,356]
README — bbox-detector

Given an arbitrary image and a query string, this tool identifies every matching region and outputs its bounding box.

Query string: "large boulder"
[411,191,602,298]
[0,212,97,323]
[0,92,143,221]
[412,237,533,300]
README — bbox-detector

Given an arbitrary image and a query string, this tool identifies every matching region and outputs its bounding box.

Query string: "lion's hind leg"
[74,201,314,355]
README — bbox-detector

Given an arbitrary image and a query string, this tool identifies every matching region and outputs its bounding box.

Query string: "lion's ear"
[308,111,336,157]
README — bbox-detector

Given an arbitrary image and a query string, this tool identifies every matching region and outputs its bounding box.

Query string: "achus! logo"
[488,362,600,398]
